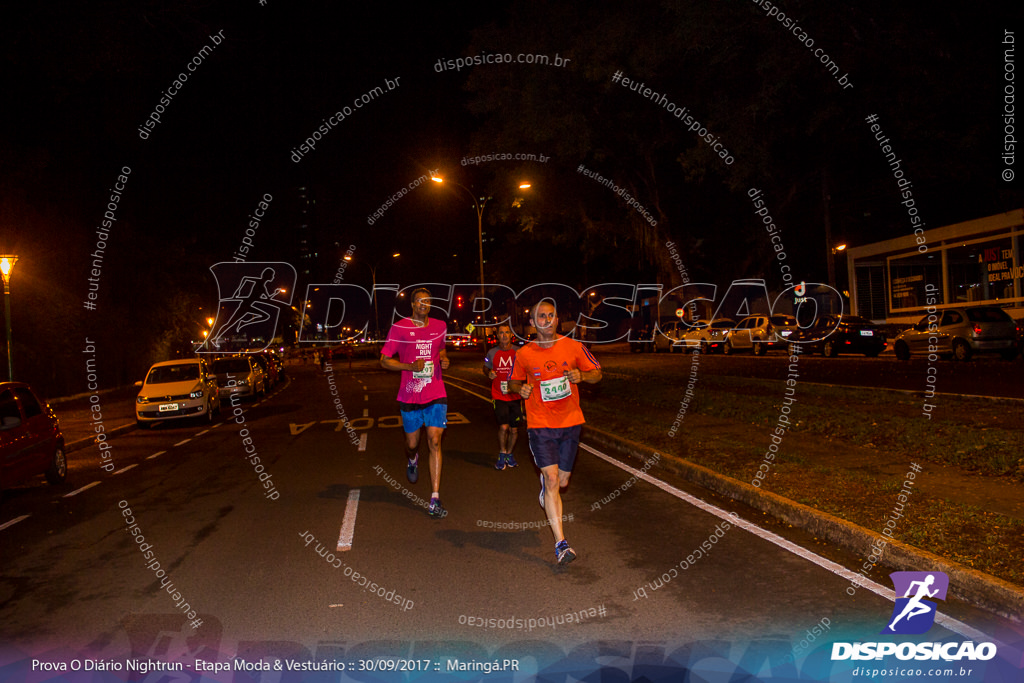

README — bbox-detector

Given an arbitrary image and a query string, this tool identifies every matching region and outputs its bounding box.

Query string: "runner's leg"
[426,425,444,494]
[541,464,565,543]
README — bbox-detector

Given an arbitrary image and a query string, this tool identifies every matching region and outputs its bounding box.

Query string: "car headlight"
[136,396,147,404]
[190,389,204,399]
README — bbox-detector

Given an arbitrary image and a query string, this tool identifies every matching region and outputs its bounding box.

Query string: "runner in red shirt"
[483,323,524,470]
[509,299,601,565]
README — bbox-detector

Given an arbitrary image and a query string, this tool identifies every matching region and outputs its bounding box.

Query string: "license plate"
[781,330,792,337]
[159,403,178,412]
[860,330,874,337]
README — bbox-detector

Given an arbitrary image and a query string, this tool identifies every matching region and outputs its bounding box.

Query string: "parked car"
[787,314,887,357]
[723,314,797,355]
[136,358,221,427]
[251,353,278,389]
[681,318,736,354]
[654,321,689,353]
[212,356,266,401]
[0,382,67,489]
[893,306,1018,361]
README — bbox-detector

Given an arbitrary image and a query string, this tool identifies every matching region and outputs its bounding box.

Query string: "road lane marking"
[113,464,137,475]
[195,429,209,436]
[290,422,316,435]
[337,488,360,551]
[173,439,191,447]
[448,369,1014,656]
[363,409,368,417]
[445,376,495,404]
[358,433,367,451]
[147,450,166,460]
[364,394,368,401]
[63,481,101,498]
[579,441,1002,648]
[0,515,30,532]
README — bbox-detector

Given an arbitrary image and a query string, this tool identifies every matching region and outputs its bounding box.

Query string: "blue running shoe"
[539,472,546,508]
[556,539,577,565]
[494,454,507,471]
[407,453,419,484]
[506,453,518,468]
[428,497,446,518]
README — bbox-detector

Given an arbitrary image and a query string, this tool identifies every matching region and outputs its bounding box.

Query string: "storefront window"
[889,252,942,311]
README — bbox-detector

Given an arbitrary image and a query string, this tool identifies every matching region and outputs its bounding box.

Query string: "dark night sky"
[1,1,1022,392]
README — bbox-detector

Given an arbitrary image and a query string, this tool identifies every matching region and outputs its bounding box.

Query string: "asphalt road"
[1,362,1021,681]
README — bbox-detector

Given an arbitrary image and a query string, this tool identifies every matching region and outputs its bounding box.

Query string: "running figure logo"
[197,262,296,353]
[882,571,949,635]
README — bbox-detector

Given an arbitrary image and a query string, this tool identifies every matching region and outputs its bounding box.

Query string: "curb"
[582,425,1024,623]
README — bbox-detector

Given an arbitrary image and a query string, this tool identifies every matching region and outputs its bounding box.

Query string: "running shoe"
[555,539,577,565]
[494,454,507,471]
[539,472,546,508]
[407,453,419,484]
[428,497,446,518]
[505,453,518,468]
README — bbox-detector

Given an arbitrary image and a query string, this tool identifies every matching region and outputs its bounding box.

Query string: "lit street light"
[432,175,530,323]
[0,255,18,381]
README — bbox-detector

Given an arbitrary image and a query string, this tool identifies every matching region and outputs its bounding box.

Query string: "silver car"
[213,356,267,401]
[893,306,1018,361]
[723,314,797,355]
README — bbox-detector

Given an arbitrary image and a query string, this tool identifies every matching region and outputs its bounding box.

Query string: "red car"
[0,382,67,489]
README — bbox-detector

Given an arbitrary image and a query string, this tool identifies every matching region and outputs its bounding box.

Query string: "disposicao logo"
[883,571,947,635]
[831,572,997,663]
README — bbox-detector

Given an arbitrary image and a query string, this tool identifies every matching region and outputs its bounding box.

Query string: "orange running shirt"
[510,336,600,429]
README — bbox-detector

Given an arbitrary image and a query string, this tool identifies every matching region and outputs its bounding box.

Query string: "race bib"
[540,375,571,402]
[500,380,509,394]
[413,360,434,380]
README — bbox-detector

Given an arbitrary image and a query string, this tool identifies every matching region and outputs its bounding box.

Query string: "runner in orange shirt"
[508,299,601,565]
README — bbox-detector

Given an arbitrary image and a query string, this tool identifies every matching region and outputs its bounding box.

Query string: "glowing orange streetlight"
[0,256,18,381]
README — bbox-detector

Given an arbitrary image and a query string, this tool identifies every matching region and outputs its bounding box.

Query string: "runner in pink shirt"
[380,288,450,518]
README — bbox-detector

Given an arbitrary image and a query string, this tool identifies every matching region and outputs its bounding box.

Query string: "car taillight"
[973,324,983,335]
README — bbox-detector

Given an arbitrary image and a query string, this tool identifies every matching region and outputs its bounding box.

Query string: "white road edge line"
[358,433,367,452]
[0,515,30,532]
[147,450,167,460]
[579,441,1004,648]
[63,481,101,498]
[447,372,1010,653]
[337,488,360,551]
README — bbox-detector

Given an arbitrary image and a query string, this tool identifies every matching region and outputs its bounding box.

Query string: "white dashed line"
[195,429,209,436]
[337,488,360,551]
[358,433,367,452]
[63,481,101,498]
[113,464,137,475]
[0,515,30,532]
[362,408,368,417]
[147,450,166,460]
[173,439,191,447]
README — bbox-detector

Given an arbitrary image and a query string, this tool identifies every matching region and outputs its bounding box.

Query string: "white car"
[136,358,220,427]
[681,318,736,353]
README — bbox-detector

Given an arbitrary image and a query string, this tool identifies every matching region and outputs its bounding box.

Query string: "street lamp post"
[432,177,488,306]
[0,256,18,381]
[432,176,531,324]
[346,252,400,338]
